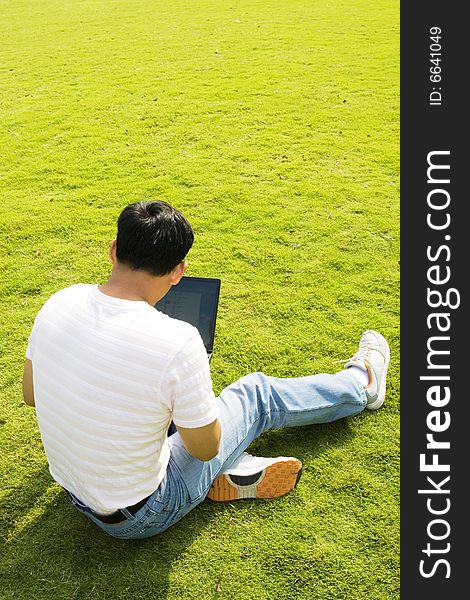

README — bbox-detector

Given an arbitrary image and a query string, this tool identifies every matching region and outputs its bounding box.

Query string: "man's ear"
[109,240,117,265]
[170,260,188,285]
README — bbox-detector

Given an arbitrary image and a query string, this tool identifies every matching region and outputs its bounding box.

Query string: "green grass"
[0,0,399,598]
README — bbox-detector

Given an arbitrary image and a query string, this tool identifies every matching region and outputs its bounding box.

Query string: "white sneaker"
[344,330,390,410]
[207,452,303,501]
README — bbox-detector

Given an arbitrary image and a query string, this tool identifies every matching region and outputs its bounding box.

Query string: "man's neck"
[99,268,171,306]
[98,281,147,303]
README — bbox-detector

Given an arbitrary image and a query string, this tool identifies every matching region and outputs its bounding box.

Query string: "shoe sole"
[366,331,391,410]
[207,459,303,501]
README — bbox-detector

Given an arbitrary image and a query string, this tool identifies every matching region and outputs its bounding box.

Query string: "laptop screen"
[154,276,221,355]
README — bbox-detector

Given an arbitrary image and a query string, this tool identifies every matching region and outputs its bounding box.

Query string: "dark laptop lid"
[154,276,221,358]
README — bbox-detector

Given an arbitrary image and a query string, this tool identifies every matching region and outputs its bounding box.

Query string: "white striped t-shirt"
[26,284,219,515]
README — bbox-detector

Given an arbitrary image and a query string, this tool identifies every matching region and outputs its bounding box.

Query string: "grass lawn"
[0,0,399,598]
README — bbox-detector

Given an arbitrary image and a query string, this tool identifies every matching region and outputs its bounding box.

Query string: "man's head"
[115,200,194,276]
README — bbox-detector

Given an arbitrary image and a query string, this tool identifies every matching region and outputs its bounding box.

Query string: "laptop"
[154,276,221,362]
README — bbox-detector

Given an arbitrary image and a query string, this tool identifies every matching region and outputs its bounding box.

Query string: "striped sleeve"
[164,332,219,428]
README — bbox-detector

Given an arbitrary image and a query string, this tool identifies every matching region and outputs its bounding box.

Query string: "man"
[23,200,390,540]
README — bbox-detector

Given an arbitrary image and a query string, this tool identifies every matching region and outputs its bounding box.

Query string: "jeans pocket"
[96,508,152,538]
[105,505,168,539]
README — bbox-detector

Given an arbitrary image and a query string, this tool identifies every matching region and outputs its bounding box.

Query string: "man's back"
[26,283,218,515]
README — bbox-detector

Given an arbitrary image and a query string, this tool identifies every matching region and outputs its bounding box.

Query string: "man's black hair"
[116,200,194,276]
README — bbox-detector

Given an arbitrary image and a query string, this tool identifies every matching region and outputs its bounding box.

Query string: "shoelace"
[333,344,372,365]
[350,345,372,362]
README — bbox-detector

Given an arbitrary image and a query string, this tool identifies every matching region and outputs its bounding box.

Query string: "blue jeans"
[68,370,366,539]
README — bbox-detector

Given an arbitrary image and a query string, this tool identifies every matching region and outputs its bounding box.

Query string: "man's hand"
[22,359,35,406]
[176,419,221,461]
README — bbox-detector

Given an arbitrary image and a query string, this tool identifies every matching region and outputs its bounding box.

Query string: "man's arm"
[176,418,221,461]
[22,359,35,407]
